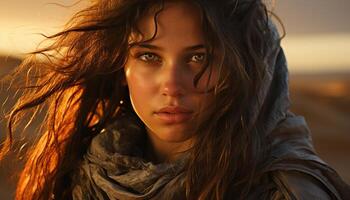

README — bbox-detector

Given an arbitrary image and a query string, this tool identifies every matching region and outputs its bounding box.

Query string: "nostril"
[161,84,184,97]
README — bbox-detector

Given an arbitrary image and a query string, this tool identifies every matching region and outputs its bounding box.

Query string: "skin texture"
[124,1,218,163]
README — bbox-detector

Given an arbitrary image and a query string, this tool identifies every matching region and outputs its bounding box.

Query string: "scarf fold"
[72,114,188,200]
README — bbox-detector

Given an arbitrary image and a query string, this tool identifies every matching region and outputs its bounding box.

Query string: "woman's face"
[124,1,217,145]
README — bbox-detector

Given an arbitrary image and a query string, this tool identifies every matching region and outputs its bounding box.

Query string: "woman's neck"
[145,130,194,163]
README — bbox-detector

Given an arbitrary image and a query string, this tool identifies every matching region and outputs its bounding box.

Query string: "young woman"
[1,0,349,199]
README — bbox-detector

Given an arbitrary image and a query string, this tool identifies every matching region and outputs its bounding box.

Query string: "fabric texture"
[71,114,188,200]
[70,17,350,200]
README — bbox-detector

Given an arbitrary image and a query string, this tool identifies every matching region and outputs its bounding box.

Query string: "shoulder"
[270,170,334,200]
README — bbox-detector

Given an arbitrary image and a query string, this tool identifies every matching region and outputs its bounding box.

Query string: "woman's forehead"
[129,1,204,44]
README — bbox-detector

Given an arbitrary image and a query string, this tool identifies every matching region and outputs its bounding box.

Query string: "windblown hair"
[0,0,276,199]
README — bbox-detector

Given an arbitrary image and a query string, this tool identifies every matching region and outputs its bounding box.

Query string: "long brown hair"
[0,0,276,199]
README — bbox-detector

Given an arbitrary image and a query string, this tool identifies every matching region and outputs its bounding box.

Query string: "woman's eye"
[190,54,205,63]
[138,53,160,62]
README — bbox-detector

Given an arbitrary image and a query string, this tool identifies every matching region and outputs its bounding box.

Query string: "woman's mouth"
[154,106,193,124]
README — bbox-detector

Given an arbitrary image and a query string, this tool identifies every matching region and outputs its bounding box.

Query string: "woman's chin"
[148,126,195,143]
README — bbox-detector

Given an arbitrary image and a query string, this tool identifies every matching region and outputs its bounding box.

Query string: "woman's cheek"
[193,68,219,92]
[125,63,158,97]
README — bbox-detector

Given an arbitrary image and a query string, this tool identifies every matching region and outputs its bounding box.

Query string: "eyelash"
[136,52,206,64]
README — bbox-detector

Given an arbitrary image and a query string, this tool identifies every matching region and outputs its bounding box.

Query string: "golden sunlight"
[282,34,350,73]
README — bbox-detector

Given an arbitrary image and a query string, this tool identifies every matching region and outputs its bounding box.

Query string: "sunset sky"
[0,0,349,73]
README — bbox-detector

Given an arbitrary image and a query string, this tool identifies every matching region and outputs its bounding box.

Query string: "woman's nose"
[161,62,186,97]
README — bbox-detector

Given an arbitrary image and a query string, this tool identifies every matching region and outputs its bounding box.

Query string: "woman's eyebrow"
[184,44,206,51]
[133,43,206,51]
[134,43,163,50]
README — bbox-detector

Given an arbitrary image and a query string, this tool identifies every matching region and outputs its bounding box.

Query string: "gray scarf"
[71,113,189,199]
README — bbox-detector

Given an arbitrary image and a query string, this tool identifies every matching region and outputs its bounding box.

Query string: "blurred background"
[1,0,349,199]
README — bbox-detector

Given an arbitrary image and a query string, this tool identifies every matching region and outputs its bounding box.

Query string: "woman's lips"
[155,106,193,124]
